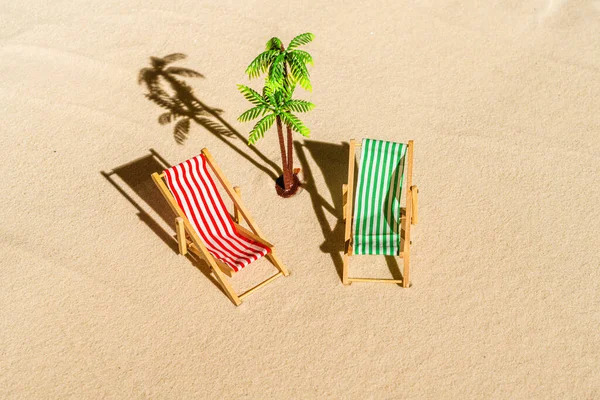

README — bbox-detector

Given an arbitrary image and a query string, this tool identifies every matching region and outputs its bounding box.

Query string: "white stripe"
[193,159,263,269]
[173,163,239,266]
[356,139,373,251]
[380,141,393,254]
[366,140,382,245]
[392,145,406,252]
[172,165,238,266]
[193,158,266,256]
[384,142,396,252]
[191,156,265,266]
[189,158,255,260]
[373,140,386,254]
[180,160,251,264]
[355,139,371,252]
[165,156,269,270]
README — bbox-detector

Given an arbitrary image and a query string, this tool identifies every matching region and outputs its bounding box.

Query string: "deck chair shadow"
[342,139,419,287]
[151,148,289,306]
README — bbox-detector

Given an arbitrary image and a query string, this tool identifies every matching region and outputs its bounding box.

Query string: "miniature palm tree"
[239,33,315,196]
[238,84,314,195]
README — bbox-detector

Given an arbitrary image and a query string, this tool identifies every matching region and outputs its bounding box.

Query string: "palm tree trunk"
[276,116,291,190]
[279,50,296,182]
[286,125,294,175]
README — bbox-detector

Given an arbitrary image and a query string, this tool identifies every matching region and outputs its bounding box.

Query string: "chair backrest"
[352,139,407,255]
[163,154,269,271]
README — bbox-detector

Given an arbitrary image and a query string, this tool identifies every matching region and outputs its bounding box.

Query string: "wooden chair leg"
[210,261,242,306]
[342,140,356,286]
[266,251,289,276]
[342,184,353,286]
[175,217,187,255]
[402,252,410,288]
[342,252,351,285]
[154,171,242,306]
[342,184,348,219]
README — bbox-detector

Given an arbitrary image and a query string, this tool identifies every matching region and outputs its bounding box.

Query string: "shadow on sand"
[138,53,282,181]
[101,149,225,295]
[295,140,403,283]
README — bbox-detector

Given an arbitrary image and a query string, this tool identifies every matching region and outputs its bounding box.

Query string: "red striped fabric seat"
[164,154,270,272]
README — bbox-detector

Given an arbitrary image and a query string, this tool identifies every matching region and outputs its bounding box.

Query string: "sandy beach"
[1,0,599,398]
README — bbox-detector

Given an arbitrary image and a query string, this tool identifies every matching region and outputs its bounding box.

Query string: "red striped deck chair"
[342,139,419,287]
[152,148,289,306]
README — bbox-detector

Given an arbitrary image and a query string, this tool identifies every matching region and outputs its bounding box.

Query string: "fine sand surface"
[1,1,599,398]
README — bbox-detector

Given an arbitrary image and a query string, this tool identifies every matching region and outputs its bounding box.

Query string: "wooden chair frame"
[342,139,419,288]
[151,148,289,306]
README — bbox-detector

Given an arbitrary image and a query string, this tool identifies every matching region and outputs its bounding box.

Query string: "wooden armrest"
[233,186,241,223]
[342,184,348,219]
[411,185,418,225]
[234,222,274,248]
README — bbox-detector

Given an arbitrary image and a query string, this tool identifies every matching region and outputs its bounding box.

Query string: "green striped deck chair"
[342,139,419,287]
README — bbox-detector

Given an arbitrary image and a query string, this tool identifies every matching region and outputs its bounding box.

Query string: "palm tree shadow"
[295,140,347,279]
[138,53,282,180]
[101,149,226,296]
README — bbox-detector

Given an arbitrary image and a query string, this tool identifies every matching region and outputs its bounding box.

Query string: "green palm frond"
[164,67,204,78]
[291,49,314,65]
[248,114,277,145]
[246,50,279,79]
[281,76,297,97]
[262,83,275,98]
[279,112,310,137]
[265,37,283,51]
[285,74,297,89]
[287,52,312,91]
[162,53,187,63]
[174,118,191,144]
[287,52,310,78]
[285,99,315,113]
[239,34,315,146]
[273,89,288,107]
[262,83,278,106]
[288,33,315,50]
[267,54,286,89]
[237,84,266,106]
[238,106,266,122]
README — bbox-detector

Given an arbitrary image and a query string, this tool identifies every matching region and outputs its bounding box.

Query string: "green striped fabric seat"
[353,139,407,255]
